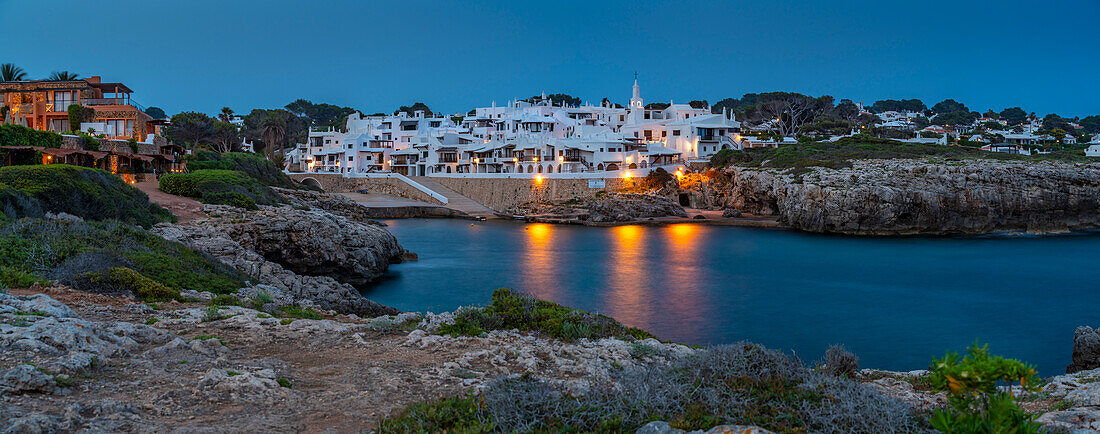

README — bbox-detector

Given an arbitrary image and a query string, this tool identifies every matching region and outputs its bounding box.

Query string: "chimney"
[86,76,102,84]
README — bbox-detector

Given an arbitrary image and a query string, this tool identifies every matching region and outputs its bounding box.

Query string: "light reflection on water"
[363,219,1100,376]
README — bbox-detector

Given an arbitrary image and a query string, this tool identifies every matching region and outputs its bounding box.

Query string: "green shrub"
[77,267,179,301]
[158,169,281,209]
[378,395,494,433]
[0,265,47,288]
[0,218,245,295]
[437,288,654,341]
[276,377,292,388]
[0,164,173,227]
[278,305,323,320]
[186,160,234,171]
[928,343,1042,433]
[0,124,63,148]
[190,334,225,346]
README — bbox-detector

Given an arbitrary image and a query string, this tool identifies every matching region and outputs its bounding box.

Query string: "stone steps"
[409,177,496,217]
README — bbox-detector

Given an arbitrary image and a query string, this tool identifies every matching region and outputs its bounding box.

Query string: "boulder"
[722,208,742,218]
[1069,326,1100,373]
[0,364,56,394]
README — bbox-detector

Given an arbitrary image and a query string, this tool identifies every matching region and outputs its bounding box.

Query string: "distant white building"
[288,77,756,177]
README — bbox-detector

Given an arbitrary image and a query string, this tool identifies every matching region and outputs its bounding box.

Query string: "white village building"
[289,78,756,178]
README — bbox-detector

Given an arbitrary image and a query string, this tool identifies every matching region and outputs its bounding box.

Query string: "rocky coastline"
[703,159,1100,235]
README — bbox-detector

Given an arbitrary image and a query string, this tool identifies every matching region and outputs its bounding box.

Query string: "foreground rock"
[274,187,469,220]
[710,159,1100,235]
[0,290,691,432]
[152,218,398,317]
[191,204,403,285]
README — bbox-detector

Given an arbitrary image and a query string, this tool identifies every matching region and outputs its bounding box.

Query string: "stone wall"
[433,177,633,211]
[286,174,444,205]
[59,135,158,154]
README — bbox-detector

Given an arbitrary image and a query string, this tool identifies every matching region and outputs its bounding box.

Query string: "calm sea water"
[362,219,1100,376]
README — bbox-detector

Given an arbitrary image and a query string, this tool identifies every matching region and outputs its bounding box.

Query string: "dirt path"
[134,180,206,223]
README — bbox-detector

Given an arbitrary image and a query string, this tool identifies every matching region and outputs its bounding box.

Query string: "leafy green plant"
[927,343,1043,433]
[277,377,292,388]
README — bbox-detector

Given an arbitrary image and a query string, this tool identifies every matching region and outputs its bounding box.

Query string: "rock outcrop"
[709,159,1100,235]
[587,193,688,222]
[510,193,688,223]
[192,204,403,285]
[152,221,399,317]
[1068,326,1100,373]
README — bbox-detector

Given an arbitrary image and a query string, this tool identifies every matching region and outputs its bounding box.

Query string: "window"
[673,129,680,136]
[662,130,667,137]
[619,115,624,122]
[348,156,354,161]
[104,119,133,137]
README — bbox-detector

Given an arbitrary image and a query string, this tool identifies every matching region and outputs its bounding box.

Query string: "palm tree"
[259,114,286,161]
[47,71,80,81]
[219,107,234,123]
[1,64,27,82]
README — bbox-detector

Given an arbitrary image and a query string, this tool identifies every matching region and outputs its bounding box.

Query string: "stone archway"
[628,163,638,169]
[597,163,604,171]
[605,163,619,171]
[640,161,648,168]
[537,165,543,173]
[300,177,323,190]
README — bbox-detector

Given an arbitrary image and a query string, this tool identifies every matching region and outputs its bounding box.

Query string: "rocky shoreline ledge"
[2,286,1098,432]
[703,159,1100,235]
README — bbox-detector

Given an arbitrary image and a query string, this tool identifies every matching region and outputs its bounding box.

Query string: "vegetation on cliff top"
[0,218,244,296]
[709,136,1095,171]
[437,288,654,341]
[159,151,315,210]
[0,164,174,227]
[160,169,283,210]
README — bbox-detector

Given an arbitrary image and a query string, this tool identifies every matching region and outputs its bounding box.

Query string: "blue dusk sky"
[2,0,1097,117]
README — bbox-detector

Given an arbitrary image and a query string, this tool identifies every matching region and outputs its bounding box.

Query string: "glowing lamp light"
[473,158,479,164]
[513,157,519,162]
[674,169,683,178]
[535,175,543,184]
[533,156,539,162]
[558,156,564,162]
[623,171,633,179]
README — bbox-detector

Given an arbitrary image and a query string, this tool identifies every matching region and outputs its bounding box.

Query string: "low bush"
[187,151,310,190]
[0,218,245,295]
[927,343,1043,433]
[159,169,282,209]
[381,343,924,433]
[278,305,323,320]
[821,344,860,378]
[74,266,179,301]
[0,164,173,227]
[437,288,654,341]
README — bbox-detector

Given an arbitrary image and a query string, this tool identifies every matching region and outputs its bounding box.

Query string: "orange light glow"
[513,157,519,162]
[533,156,540,162]
[622,171,632,179]
[535,175,543,184]
[674,170,683,178]
[605,225,649,329]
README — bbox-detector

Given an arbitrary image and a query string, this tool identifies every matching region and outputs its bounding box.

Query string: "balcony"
[82,98,145,111]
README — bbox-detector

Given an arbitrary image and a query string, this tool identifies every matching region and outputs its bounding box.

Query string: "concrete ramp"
[410,177,496,217]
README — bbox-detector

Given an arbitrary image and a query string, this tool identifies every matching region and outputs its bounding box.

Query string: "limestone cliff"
[709,159,1100,235]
